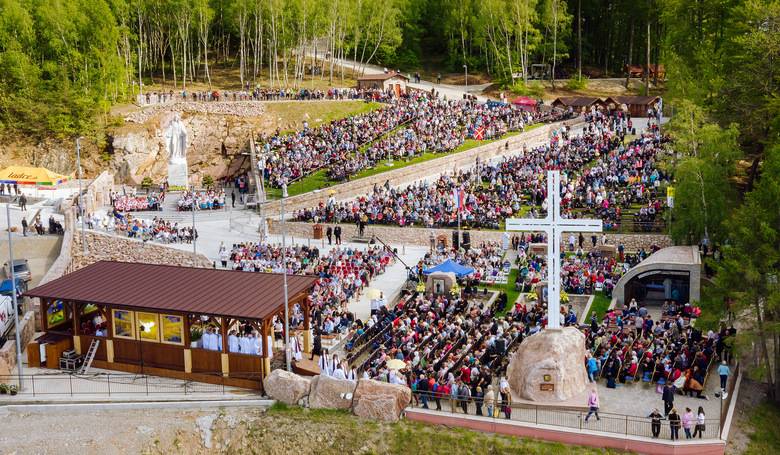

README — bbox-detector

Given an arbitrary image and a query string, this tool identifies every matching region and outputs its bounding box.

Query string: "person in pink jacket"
[682,407,695,439]
[584,388,600,422]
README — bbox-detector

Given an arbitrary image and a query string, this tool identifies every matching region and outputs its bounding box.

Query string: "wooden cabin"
[24,261,318,391]
[356,72,409,96]
[604,96,661,118]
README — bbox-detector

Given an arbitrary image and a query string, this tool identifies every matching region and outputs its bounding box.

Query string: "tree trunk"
[625,20,634,89]
[645,6,650,96]
[577,0,582,80]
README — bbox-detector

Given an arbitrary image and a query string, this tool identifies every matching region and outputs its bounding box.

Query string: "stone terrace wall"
[263,120,583,215]
[71,231,213,270]
[270,221,671,253]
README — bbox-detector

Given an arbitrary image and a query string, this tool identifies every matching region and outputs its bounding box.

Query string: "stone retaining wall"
[263,120,582,215]
[270,221,671,252]
[0,311,36,377]
[71,231,213,270]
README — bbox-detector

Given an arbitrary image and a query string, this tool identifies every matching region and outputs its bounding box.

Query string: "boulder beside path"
[351,378,411,423]
[263,369,311,405]
[308,375,358,410]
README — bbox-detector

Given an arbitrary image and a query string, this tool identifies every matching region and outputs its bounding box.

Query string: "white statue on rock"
[504,170,603,403]
[164,113,189,187]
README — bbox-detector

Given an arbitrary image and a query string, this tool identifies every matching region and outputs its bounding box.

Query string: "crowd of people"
[176,190,226,211]
[219,242,395,336]
[295,110,670,233]
[136,87,379,105]
[113,194,162,212]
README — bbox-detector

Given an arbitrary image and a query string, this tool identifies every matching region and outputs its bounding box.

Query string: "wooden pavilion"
[603,96,661,118]
[24,261,318,390]
[550,96,604,112]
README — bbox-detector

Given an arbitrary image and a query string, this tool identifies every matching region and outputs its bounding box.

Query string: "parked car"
[3,259,31,283]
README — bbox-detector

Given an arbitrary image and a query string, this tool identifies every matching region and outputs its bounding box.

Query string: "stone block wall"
[0,311,36,378]
[263,121,582,215]
[269,221,671,253]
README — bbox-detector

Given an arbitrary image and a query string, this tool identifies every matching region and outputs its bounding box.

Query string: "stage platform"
[292,356,321,376]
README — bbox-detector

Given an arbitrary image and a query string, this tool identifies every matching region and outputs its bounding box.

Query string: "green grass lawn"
[588,291,612,320]
[743,402,780,455]
[488,268,520,318]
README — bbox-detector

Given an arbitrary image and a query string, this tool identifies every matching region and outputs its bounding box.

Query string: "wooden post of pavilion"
[72,301,81,354]
[183,315,192,373]
[302,297,312,353]
[261,319,272,376]
[220,317,230,377]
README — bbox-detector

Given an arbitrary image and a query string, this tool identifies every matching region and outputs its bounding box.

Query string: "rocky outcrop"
[263,369,312,405]
[506,327,588,402]
[308,375,357,410]
[351,379,411,423]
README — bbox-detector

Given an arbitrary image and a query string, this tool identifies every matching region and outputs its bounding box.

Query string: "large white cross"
[506,170,602,329]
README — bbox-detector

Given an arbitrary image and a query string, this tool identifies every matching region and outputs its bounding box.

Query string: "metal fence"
[0,373,261,398]
[409,392,721,441]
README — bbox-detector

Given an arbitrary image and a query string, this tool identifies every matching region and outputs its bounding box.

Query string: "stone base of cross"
[506,171,602,329]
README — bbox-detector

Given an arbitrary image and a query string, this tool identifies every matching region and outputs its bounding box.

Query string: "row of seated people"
[177,190,226,211]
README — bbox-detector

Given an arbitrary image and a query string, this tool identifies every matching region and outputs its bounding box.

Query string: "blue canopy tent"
[423,259,475,278]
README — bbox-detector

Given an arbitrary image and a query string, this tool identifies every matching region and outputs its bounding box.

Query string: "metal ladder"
[78,339,100,374]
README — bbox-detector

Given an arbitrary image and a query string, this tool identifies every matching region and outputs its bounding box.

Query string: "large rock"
[308,375,357,410]
[351,379,411,423]
[506,326,588,402]
[263,369,311,405]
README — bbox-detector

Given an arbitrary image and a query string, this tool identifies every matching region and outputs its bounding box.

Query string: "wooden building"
[24,261,318,391]
[356,72,409,96]
[550,96,604,113]
[604,96,661,117]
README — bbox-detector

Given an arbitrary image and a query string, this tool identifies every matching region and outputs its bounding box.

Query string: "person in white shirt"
[254,333,263,356]
[318,349,332,376]
[240,333,253,354]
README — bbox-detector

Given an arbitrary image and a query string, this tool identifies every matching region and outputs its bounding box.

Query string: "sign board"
[540,383,555,392]
[666,186,675,208]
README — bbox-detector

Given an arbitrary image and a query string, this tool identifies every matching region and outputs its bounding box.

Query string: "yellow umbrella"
[386,359,407,370]
[365,288,382,300]
[327,189,337,195]
[0,166,69,186]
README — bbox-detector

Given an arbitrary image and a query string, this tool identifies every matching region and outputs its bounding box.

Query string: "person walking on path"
[692,406,706,438]
[485,385,496,418]
[648,408,663,438]
[682,407,694,439]
[584,388,601,422]
[662,383,676,416]
[718,361,730,395]
[231,190,236,208]
[18,194,27,211]
[326,226,333,245]
[668,408,681,441]
[21,217,28,236]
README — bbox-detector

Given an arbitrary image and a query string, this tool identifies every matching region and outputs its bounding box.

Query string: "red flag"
[474,127,485,140]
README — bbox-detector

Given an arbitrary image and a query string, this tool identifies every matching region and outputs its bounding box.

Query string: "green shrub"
[140,176,153,189]
[566,76,589,91]
[508,81,545,98]
[202,175,214,188]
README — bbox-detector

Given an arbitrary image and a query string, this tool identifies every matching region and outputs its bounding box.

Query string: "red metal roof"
[25,261,318,320]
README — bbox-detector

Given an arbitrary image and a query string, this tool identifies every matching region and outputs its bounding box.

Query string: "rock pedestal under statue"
[506,326,588,403]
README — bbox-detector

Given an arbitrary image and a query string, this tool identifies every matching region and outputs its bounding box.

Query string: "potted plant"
[0,384,8,394]
[202,175,214,189]
[8,385,17,396]
[141,176,154,190]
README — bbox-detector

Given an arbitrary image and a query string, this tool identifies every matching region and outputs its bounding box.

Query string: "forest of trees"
[0,0,668,140]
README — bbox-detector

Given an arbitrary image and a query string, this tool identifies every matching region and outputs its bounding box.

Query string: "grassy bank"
[261,403,623,454]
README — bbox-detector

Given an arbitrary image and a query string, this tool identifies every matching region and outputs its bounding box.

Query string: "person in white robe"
[239,334,253,354]
[254,333,263,356]
[345,366,357,381]
[332,362,347,380]
[291,334,303,361]
[318,350,333,376]
[266,335,274,358]
[228,331,240,353]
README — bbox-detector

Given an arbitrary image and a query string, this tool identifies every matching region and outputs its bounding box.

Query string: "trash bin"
[313,224,323,240]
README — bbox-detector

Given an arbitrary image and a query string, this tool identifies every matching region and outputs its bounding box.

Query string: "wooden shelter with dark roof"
[24,261,319,390]
[550,96,604,112]
[356,71,408,95]
[603,96,661,117]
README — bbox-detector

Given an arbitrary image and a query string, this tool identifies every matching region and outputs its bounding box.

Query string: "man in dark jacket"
[326,226,333,245]
[662,383,676,416]
[334,225,342,245]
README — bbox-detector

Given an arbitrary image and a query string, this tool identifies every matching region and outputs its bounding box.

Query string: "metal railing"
[0,372,261,398]
[408,391,721,441]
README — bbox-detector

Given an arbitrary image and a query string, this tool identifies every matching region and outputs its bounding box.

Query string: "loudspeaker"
[452,231,460,249]
[462,231,471,251]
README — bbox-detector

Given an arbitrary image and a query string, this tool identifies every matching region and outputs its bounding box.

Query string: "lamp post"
[6,203,23,389]
[191,186,197,255]
[76,138,88,255]
[281,182,291,372]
